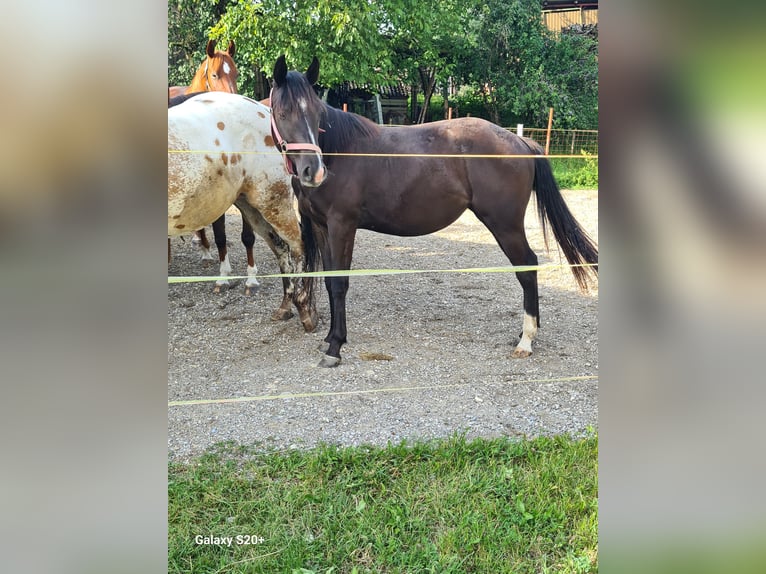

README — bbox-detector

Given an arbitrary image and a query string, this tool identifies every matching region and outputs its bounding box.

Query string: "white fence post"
[516,123,524,137]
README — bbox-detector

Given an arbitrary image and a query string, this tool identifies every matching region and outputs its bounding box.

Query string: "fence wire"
[519,127,598,156]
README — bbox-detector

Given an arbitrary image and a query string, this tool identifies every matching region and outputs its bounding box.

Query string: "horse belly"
[168,160,240,235]
[359,166,470,236]
[361,193,468,236]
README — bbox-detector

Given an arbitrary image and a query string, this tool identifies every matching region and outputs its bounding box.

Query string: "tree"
[168,0,598,128]
[385,0,474,123]
[209,0,394,96]
[540,27,598,128]
[168,0,235,88]
[454,0,598,128]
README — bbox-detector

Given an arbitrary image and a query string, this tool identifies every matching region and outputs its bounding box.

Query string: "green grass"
[550,152,598,189]
[169,433,598,573]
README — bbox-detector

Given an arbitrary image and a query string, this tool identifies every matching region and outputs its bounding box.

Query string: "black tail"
[530,148,598,291]
[300,213,322,298]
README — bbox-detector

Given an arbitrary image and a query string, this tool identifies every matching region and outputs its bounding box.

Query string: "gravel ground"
[168,189,598,461]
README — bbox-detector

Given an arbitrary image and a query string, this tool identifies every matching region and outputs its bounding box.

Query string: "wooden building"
[542,0,598,34]
[326,82,410,125]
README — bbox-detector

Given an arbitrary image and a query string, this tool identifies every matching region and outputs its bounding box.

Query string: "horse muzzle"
[297,158,327,187]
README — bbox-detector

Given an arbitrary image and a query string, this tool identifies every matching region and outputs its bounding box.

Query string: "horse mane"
[319,104,380,163]
[272,70,380,166]
[168,91,206,108]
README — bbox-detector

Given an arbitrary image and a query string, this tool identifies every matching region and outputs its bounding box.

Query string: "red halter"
[269,89,323,176]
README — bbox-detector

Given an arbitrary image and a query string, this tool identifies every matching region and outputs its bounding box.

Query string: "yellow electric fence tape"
[168,149,597,160]
[168,375,597,407]
[168,263,597,284]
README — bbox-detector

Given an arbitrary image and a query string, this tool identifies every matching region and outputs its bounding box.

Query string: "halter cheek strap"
[269,89,323,176]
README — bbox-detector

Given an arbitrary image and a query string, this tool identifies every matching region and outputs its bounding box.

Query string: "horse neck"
[188,59,210,92]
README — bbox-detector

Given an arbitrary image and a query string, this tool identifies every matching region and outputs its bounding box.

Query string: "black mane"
[168,91,206,108]
[319,105,380,165]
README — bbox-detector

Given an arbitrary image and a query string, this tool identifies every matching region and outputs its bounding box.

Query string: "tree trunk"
[417,67,436,124]
[410,83,418,124]
[443,81,449,119]
[481,80,500,125]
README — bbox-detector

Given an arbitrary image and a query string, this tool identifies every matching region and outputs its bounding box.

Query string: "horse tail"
[525,138,598,291]
[300,213,321,301]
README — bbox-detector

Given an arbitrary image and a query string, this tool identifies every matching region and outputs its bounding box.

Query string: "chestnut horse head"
[168,39,238,99]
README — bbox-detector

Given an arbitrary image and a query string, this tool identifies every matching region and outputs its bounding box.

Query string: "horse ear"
[306,57,320,85]
[206,39,216,58]
[273,55,287,87]
[227,40,235,57]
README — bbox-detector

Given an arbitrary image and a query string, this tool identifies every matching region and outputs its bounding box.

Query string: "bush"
[550,151,598,189]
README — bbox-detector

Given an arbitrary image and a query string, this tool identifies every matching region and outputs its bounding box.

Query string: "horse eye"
[211,73,218,79]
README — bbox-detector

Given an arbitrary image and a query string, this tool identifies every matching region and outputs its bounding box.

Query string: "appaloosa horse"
[269,55,597,366]
[168,91,316,331]
[168,39,261,292]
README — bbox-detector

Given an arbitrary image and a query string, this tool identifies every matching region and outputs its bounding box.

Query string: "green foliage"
[168,0,236,88]
[453,0,548,125]
[210,0,394,94]
[450,86,487,119]
[169,433,598,572]
[551,151,599,189]
[168,0,598,128]
[538,32,599,128]
[452,0,598,128]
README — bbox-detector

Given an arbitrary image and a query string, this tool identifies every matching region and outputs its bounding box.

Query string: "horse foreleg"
[318,225,356,367]
[317,274,334,354]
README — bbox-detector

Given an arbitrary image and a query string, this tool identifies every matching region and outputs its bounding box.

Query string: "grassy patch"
[169,433,598,573]
[551,152,598,190]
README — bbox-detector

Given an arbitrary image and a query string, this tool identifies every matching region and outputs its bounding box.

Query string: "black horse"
[269,55,598,367]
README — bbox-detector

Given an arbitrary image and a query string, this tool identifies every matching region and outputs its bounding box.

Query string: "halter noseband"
[269,88,323,176]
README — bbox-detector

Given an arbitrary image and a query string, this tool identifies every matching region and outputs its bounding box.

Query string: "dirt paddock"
[168,189,598,460]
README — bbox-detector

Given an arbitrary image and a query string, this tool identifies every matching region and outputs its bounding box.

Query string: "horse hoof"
[271,308,294,321]
[300,314,317,333]
[243,284,260,296]
[317,341,330,353]
[213,283,228,294]
[511,348,532,359]
[318,354,341,368]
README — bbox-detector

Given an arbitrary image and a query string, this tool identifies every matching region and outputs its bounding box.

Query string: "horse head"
[194,39,238,93]
[270,55,327,187]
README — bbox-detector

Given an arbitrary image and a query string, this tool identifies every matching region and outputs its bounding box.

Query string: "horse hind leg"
[261,234,298,322]
[238,194,319,332]
[509,241,540,358]
[240,215,260,296]
[234,199,304,326]
[472,209,540,358]
[193,228,216,261]
[211,214,231,293]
